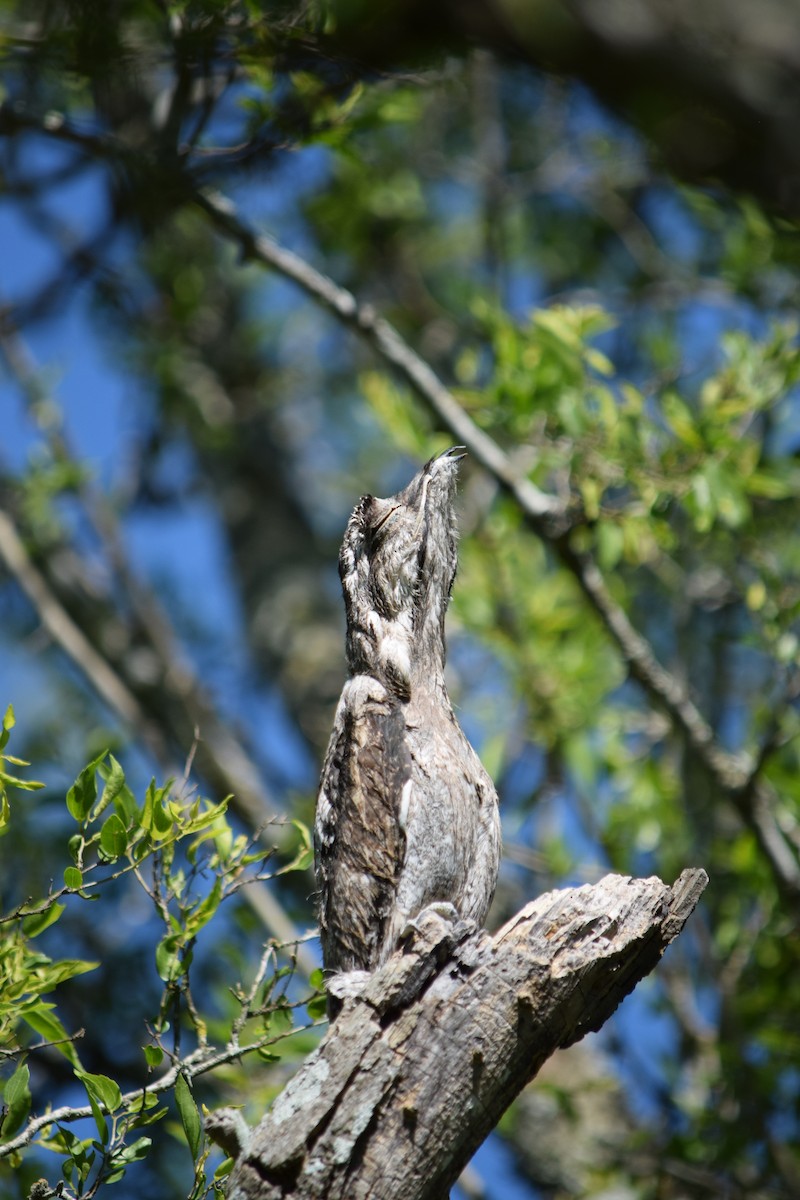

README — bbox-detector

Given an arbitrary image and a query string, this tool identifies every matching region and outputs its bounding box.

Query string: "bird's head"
[339,447,464,697]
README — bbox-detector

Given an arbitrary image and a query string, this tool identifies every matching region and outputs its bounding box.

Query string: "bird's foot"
[327,968,371,1004]
[398,903,478,967]
[400,901,460,941]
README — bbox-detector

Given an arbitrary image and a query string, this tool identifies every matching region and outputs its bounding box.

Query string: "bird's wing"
[315,680,410,973]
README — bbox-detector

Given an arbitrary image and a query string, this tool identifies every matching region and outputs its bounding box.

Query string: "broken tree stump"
[215,869,708,1200]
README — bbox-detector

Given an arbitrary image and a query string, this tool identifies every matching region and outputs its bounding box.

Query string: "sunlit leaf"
[2,1062,31,1137]
[174,1072,202,1159]
[22,902,65,939]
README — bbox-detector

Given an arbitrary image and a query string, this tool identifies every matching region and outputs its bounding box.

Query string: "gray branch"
[218,868,707,1200]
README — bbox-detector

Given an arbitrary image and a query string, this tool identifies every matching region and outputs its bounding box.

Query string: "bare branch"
[194,188,563,526]
[0,506,155,742]
[0,1022,324,1161]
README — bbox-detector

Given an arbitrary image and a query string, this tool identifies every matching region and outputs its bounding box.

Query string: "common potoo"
[315,447,501,981]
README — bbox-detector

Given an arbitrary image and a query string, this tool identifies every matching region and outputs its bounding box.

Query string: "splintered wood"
[219,868,707,1200]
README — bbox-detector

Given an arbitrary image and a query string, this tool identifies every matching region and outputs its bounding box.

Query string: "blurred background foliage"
[2,1,800,1197]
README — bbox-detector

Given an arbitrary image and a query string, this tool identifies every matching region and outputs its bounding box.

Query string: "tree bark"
[218,869,707,1200]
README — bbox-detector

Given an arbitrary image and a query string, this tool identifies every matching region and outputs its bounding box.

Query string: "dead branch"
[216,868,707,1200]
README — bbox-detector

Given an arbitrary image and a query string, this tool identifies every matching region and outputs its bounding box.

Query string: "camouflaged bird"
[314,448,501,986]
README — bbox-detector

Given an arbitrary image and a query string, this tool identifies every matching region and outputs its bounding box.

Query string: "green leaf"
[184,877,222,938]
[38,1125,76,1155]
[142,779,175,839]
[183,797,229,838]
[2,1062,31,1138]
[64,866,83,890]
[23,1003,83,1068]
[0,769,44,792]
[143,1044,163,1068]
[108,1135,152,1168]
[746,468,798,499]
[55,1124,81,1153]
[94,755,127,818]
[155,934,182,983]
[99,812,128,860]
[113,781,140,824]
[83,1084,108,1145]
[174,1072,202,1159]
[66,752,107,822]
[662,391,703,448]
[78,1071,122,1114]
[306,991,328,1020]
[22,902,65,939]
[596,519,625,571]
[53,959,99,988]
[0,704,14,752]
[279,819,314,874]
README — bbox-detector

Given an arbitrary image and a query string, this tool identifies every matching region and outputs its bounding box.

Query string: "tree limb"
[193,187,800,902]
[0,1018,323,1161]
[219,868,707,1200]
[193,188,563,527]
[0,507,149,738]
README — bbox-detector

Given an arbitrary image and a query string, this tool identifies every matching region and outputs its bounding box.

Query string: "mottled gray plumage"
[315,448,501,979]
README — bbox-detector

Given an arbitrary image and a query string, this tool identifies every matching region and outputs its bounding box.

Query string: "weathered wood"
[218,869,707,1200]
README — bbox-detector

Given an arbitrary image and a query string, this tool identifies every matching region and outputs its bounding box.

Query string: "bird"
[314,447,501,990]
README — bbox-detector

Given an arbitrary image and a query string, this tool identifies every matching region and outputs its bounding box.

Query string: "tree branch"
[0,507,149,738]
[192,188,800,902]
[193,188,563,526]
[219,868,707,1200]
[0,1020,323,1161]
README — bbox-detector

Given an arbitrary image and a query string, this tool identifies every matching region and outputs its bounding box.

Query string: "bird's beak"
[437,445,467,463]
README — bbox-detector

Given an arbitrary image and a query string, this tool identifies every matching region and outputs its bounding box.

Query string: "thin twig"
[0,1022,325,1160]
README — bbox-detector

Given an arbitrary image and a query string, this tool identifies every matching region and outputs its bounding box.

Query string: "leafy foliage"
[0,727,321,1197]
